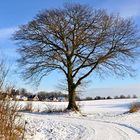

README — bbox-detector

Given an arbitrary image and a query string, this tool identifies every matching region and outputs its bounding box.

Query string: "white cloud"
[95,0,140,18]
[0,27,17,40]
[118,2,140,17]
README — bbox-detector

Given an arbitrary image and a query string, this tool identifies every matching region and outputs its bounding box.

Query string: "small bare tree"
[0,58,9,90]
[0,56,24,139]
[13,4,140,111]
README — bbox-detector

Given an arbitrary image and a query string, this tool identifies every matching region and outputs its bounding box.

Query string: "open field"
[20,98,140,140]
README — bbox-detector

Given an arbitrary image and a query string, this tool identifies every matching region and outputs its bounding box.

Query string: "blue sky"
[0,0,140,97]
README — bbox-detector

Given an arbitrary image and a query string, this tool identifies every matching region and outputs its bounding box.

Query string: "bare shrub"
[36,105,40,112]
[21,102,33,112]
[0,54,25,139]
[0,95,24,139]
[0,58,9,90]
[43,103,65,113]
[43,102,83,113]
[129,102,140,113]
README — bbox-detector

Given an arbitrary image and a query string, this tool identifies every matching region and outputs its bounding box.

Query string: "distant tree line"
[6,88,81,101]
[37,91,67,101]
[3,87,138,101]
[10,88,32,97]
[83,94,138,101]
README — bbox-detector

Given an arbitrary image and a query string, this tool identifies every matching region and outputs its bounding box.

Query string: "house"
[15,95,28,101]
[44,98,50,102]
[33,95,39,101]
[22,96,28,101]
[15,95,22,100]
[52,97,58,101]
[57,96,67,102]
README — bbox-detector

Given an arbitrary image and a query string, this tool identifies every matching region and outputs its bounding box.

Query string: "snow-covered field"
[22,99,140,140]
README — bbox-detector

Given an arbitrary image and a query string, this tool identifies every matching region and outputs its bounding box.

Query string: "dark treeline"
[37,91,67,101]
[7,88,80,101]
[10,88,32,97]
[83,94,138,101]
[37,91,80,101]
[4,87,139,101]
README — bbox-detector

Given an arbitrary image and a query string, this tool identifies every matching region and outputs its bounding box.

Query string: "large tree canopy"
[13,4,140,111]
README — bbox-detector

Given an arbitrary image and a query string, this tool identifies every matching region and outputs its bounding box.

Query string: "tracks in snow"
[25,113,140,140]
[63,116,131,140]
[67,116,140,140]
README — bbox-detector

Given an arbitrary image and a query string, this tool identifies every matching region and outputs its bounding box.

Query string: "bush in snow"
[20,102,33,112]
[0,94,24,139]
[43,103,65,113]
[129,102,140,113]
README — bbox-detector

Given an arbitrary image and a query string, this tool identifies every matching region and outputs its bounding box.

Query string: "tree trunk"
[67,83,79,111]
[66,56,79,111]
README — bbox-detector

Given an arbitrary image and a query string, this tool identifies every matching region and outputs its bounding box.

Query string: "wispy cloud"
[0,27,17,40]
[95,0,140,18]
[0,27,18,62]
[118,1,140,17]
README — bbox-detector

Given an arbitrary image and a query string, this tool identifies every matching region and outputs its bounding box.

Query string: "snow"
[21,99,140,140]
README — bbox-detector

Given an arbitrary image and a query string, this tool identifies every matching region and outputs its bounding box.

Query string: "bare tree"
[13,4,140,111]
[0,58,9,90]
